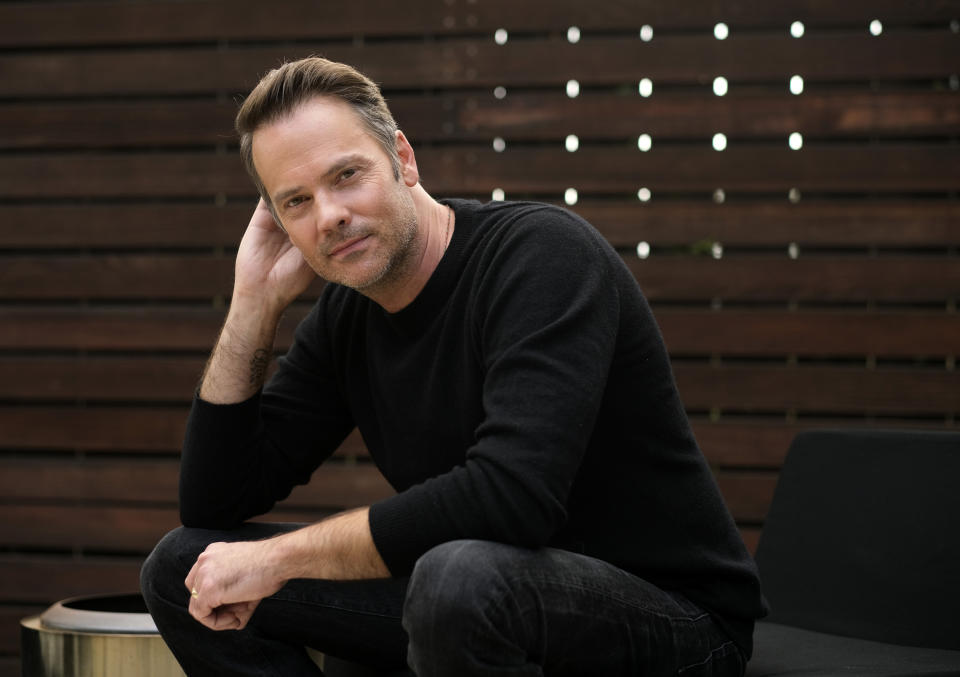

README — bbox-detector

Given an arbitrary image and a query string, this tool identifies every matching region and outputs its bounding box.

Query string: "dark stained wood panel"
[0,356,204,402]
[5,307,957,358]
[0,255,236,300]
[674,364,960,414]
[0,407,370,459]
[0,307,227,351]
[656,310,960,357]
[575,201,960,248]
[0,555,144,604]
[0,505,331,552]
[2,33,957,97]
[5,91,958,150]
[2,356,957,413]
[2,0,957,47]
[0,505,182,552]
[628,257,960,302]
[3,201,958,249]
[0,457,394,508]
[0,407,190,452]
[0,203,250,249]
[717,471,779,522]
[2,255,957,302]
[4,146,957,199]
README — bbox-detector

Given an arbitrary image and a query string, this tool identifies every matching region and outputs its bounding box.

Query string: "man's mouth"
[328,234,371,258]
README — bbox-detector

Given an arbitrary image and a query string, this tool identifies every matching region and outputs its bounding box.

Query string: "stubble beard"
[327,193,420,296]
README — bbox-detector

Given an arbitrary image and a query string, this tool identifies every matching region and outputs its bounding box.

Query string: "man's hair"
[235,57,401,213]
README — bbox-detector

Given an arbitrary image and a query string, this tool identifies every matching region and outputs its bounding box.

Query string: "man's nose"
[313,196,351,234]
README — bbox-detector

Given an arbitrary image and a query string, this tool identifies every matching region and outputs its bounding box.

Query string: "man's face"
[252,96,420,294]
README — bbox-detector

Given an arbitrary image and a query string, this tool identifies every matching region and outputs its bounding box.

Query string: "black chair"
[746,429,960,676]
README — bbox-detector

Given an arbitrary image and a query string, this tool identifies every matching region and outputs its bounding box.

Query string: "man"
[141,56,766,676]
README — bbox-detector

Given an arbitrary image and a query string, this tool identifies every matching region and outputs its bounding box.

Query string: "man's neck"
[368,189,453,313]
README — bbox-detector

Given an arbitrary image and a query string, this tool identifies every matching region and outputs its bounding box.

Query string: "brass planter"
[20,593,184,677]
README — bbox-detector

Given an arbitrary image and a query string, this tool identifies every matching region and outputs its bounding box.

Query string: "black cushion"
[753,429,960,651]
[746,622,960,676]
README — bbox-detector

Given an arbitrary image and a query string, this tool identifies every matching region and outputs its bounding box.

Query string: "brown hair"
[236,57,401,215]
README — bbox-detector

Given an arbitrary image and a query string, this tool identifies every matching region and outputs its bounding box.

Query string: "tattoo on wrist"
[249,348,270,386]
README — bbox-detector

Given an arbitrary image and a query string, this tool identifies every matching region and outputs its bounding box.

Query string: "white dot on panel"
[567,26,581,43]
[713,188,726,204]
[566,79,580,98]
[790,21,805,38]
[637,134,652,152]
[564,188,578,205]
[790,75,804,95]
[494,86,507,99]
[565,134,579,152]
[869,19,883,36]
[492,188,505,201]
[492,137,506,152]
[714,22,729,40]
[637,187,652,202]
[788,242,800,259]
[713,76,728,96]
[711,242,724,259]
[788,187,802,203]
[788,132,803,150]
[712,133,728,151]
[640,24,654,42]
[638,78,653,97]
[636,241,651,259]
[950,74,960,90]
[951,19,960,33]
[494,28,508,44]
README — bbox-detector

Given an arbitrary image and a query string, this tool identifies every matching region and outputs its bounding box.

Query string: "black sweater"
[180,199,766,655]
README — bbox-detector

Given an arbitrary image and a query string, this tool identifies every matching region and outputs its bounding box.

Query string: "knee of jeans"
[404,540,515,634]
[140,527,202,604]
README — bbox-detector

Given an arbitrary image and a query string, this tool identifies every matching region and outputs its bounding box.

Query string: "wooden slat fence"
[1,1,958,672]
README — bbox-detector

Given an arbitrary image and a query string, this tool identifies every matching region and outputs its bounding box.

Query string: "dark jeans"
[141,523,745,676]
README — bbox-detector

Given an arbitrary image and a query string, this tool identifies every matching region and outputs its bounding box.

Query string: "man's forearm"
[199,295,284,404]
[268,507,390,580]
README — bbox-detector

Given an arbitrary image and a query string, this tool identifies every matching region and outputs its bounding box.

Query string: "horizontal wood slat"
[3,357,957,413]
[3,146,957,199]
[673,364,960,414]
[0,505,182,552]
[0,356,204,402]
[2,33,956,98]
[4,91,958,150]
[627,257,960,302]
[0,457,394,509]
[3,202,957,249]
[656,310,960,357]
[0,555,143,604]
[4,307,958,357]
[0,406,369,458]
[575,202,960,247]
[2,0,957,47]
[0,505,336,552]
[3,255,958,302]
[717,472,779,522]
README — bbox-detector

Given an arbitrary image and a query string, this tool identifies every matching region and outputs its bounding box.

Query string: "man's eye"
[286,196,305,208]
[340,169,356,181]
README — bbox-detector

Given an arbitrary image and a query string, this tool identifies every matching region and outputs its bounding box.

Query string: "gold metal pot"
[20,593,184,677]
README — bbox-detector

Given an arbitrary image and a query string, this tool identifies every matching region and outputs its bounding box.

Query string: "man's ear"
[395,130,420,187]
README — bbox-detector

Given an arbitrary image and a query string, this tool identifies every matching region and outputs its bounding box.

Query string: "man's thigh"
[405,540,744,677]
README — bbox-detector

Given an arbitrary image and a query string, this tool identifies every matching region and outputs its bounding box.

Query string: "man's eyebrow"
[271,154,367,207]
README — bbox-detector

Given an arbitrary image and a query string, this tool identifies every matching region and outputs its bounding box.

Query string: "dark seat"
[746,429,960,676]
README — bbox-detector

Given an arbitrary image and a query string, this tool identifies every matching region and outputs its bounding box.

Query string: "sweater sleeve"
[369,207,622,575]
[179,296,355,528]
